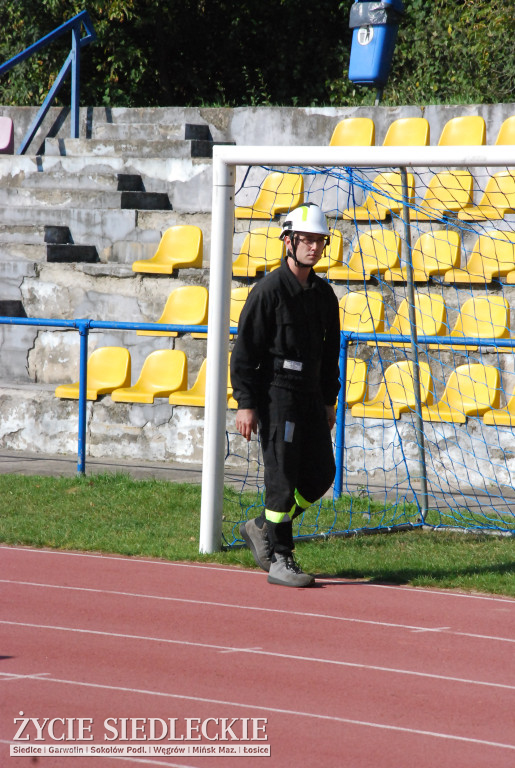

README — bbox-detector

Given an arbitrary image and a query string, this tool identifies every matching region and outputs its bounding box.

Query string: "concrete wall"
[3,102,514,150]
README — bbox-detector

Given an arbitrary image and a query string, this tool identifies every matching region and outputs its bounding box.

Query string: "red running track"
[1,545,514,767]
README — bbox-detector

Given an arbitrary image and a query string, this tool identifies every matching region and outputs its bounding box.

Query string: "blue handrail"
[0,10,96,154]
[0,315,512,480]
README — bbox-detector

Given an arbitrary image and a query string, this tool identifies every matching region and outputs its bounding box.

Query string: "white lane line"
[2,579,513,646]
[2,545,514,604]
[1,674,513,752]
[0,672,50,682]
[1,621,513,692]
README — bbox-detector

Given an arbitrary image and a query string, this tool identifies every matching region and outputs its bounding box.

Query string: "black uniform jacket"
[230,259,341,411]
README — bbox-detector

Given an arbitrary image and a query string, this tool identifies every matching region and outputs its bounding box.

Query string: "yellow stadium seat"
[444,231,515,284]
[131,225,203,274]
[374,293,447,348]
[226,354,238,409]
[345,358,368,406]
[313,229,344,273]
[483,384,515,426]
[327,230,400,281]
[457,171,515,221]
[437,115,486,146]
[382,117,430,146]
[55,346,131,401]
[229,286,253,337]
[421,364,500,423]
[342,172,414,221]
[351,360,434,420]
[329,117,375,146]
[339,290,384,337]
[432,296,510,352]
[232,227,284,277]
[494,116,515,145]
[111,349,187,403]
[137,285,209,337]
[410,171,473,221]
[169,359,207,407]
[235,172,304,219]
[384,230,460,282]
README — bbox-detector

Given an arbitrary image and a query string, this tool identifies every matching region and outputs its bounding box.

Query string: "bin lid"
[349,1,405,30]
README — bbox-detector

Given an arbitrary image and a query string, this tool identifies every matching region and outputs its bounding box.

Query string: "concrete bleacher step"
[92,122,187,141]
[0,206,160,254]
[0,243,47,261]
[0,223,48,244]
[0,155,213,211]
[0,185,171,212]
[44,137,219,159]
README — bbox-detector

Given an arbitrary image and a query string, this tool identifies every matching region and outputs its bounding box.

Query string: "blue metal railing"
[0,10,96,154]
[0,315,207,475]
[0,315,513,493]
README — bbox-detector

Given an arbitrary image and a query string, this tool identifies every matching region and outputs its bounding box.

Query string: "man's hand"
[236,408,258,441]
[325,404,336,430]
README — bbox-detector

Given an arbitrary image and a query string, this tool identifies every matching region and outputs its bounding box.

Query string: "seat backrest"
[382,360,433,407]
[329,117,375,146]
[0,116,14,154]
[159,285,209,327]
[366,171,415,213]
[339,291,384,333]
[481,171,515,208]
[229,286,253,329]
[136,349,187,390]
[235,227,284,270]
[349,230,401,273]
[494,116,515,145]
[421,171,473,210]
[346,358,368,405]
[391,294,447,337]
[412,230,460,273]
[383,117,430,146]
[154,225,203,267]
[443,364,500,412]
[189,359,207,394]
[87,347,131,389]
[453,296,510,340]
[473,231,515,276]
[253,172,304,216]
[438,115,486,146]
[313,229,343,272]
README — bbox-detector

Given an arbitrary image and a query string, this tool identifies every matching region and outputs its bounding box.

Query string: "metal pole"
[333,334,349,498]
[70,24,80,138]
[400,167,429,521]
[199,155,235,553]
[76,320,89,474]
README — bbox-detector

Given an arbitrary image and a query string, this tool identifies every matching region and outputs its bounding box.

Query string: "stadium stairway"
[0,107,228,466]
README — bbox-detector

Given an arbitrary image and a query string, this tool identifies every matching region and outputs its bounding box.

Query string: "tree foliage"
[0,1,513,107]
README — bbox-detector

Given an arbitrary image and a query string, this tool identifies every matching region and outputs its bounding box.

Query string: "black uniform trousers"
[258,385,336,555]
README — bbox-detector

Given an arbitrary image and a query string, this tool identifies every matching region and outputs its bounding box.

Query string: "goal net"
[200,145,515,553]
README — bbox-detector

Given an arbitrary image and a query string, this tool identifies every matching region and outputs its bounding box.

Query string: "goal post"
[200,144,515,554]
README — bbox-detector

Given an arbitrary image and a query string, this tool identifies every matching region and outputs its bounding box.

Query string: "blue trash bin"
[348,0,405,88]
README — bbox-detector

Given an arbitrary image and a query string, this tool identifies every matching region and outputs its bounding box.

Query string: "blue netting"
[223,164,515,546]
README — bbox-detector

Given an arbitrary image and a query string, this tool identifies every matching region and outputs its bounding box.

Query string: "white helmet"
[280,203,331,240]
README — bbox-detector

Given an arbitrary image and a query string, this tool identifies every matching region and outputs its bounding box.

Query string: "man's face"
[285,231,328,267]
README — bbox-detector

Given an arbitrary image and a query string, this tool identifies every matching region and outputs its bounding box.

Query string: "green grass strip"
[0,473,514,597]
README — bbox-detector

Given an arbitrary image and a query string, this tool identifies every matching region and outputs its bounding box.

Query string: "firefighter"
[231,203,340,587]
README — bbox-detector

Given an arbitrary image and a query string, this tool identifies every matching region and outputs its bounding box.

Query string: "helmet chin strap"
[287,234,312,268]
